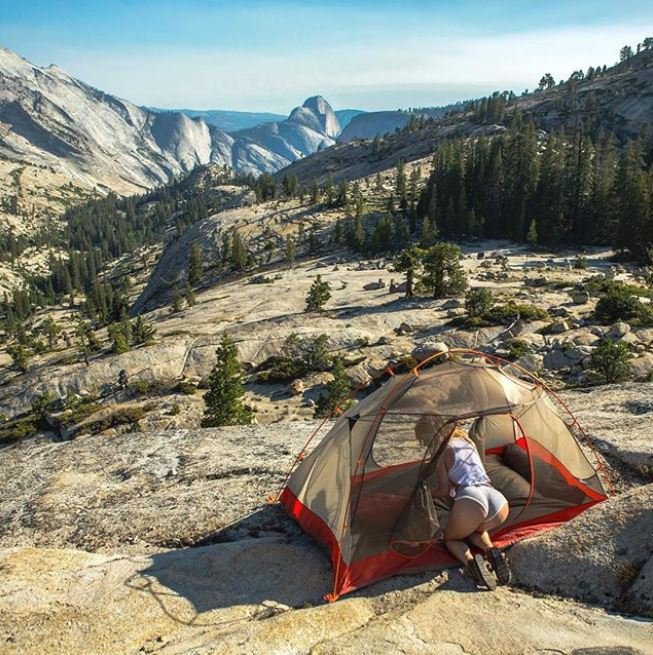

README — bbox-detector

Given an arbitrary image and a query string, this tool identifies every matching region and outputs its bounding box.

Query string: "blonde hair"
[414,416,457,451]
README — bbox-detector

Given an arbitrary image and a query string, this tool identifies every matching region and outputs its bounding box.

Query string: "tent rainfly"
[279,349,608,601]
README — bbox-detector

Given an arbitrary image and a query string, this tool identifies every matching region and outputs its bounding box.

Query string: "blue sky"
[2,1,652,113]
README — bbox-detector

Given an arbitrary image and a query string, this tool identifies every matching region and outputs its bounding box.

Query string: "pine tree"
[305,274,331,312]
[310,179,320,204]
[201,334,253,427]
[42,317,60,349]
[188,242,203,286]
[231,231,248,270]
[108,322,130,354]
[284,236,296,268]
[185,283,197,307]
[132,315,156,345]
[314,358,352,418]
[421,242,468,298]
[393,245,424,297]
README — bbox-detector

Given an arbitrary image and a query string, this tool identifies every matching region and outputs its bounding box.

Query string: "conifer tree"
[188,242,203,287]
[201,334,252,427]
[133,315,156,345]
[314,358,352,418]
[393,245,424,297]
[231,231,248,270]
[421,243,468,298]
[284,236,296,268]
[185,283,197,307]
[305,274,331,312]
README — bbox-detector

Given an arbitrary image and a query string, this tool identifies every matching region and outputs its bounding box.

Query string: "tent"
[279,349,608,601]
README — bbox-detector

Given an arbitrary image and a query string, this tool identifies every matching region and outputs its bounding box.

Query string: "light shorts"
[455,484,508,521]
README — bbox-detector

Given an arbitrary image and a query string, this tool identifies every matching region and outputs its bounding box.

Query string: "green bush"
[314,358,353,418]
[504,339,530,361]
[573,255,588,269]
[129,380,153,395]
[174,380,197,395]
[589,341,633,383]
[594,284,653,326]
[456,302,548,328]
[258,333,333,382]
[465,288,494,318]
[1,419,39,442]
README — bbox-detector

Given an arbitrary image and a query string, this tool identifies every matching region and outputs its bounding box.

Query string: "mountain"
[232,96,341,163]
[335,109,366,129]
[338,110,412,142]
[281,48,653,184]
[0,47,240,196]
[0,48,342,215]
[148,107,287,133]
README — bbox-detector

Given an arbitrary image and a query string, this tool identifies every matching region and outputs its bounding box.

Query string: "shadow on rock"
[126,504,332,623]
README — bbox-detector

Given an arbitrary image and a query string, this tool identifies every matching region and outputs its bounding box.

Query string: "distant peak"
[302,95,333,114]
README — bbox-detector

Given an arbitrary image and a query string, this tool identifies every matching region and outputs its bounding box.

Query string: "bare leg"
[444,499,485,566]
[468,530,493,552]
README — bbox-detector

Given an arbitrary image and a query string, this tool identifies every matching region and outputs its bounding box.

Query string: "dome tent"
[279,349,608,601]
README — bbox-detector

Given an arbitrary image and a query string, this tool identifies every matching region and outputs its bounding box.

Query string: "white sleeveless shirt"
[447,437,491,487]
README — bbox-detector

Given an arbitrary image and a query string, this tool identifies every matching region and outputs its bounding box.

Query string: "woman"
[428,420,511,590]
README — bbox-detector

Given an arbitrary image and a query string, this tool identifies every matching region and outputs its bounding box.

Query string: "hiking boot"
[464,553,497,591]
[487,547,511,585]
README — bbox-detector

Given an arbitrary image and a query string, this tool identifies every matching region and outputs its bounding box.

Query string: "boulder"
[287,379,304,396]
[441,298,464,310]
[516,353,544,373]
[510,484,653,611]
[550,320,570,334]
[394,322,415,335]
[447,308,466,318]
[362,279,386,291]
[543,344,594,370]
[573,332,599,347]
[607,322,632,339]
[571,290,591,305]
[411,341,449,363]
[630,353,653,380]
[345,363,373,387]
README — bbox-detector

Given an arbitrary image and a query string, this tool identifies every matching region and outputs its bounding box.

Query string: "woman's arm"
[429,448,453,497]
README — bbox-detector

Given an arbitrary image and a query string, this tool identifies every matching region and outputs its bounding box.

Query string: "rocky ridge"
[0,47,343,236]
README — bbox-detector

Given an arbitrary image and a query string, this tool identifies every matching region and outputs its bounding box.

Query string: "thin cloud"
[22,22,650,112]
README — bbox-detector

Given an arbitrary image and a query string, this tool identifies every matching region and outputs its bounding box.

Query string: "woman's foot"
[487,547,511,585]
[464,554,497,591]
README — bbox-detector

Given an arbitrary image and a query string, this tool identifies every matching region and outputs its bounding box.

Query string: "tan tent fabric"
[281,350,608,599]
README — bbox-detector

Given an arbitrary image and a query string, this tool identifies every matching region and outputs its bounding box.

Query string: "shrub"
[573,255,588,269]
[594,284,653,326]
[170,404,181,416]
[589,341,633,383]
[258,333,333,382]
[174,380,197,395]
[129,380,153,395]
[7,344,29,372]
[0,418,39,443]
[504,339,530,361]
[314,358,352,418]
[465,288,494,318]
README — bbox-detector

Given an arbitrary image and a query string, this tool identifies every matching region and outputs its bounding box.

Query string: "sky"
[2,1,652,113]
